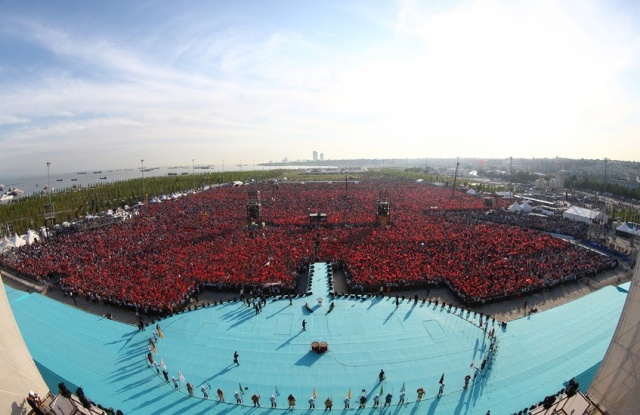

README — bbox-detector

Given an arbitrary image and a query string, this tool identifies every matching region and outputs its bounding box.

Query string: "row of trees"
[0,170,287,235]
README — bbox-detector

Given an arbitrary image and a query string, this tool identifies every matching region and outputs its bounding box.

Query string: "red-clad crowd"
[3,180,615,311]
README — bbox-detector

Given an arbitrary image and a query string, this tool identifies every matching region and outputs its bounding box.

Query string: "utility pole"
[604,158,609,194]
[46,161,52,204]
[510,156,513,197]
[141,159,145,203]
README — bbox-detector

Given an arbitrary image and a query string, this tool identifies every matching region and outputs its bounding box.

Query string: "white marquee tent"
[507,202,521,213]
[0,236,14,251]
[615,222,640,238]
[21,229,40,246]
[10,234,26,248]
[562,206,605,224]
[520,201,532,214]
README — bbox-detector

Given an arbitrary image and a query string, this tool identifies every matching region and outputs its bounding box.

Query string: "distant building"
[320,153,324,161]
[535,174,564,191]
[554,172,565,190]
[282,157,288,163]
[312,151,318,162]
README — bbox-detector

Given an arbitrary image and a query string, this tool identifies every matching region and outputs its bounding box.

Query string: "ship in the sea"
[0,187,25,204]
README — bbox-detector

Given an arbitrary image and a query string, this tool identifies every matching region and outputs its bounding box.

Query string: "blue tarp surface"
[6,264,629,415]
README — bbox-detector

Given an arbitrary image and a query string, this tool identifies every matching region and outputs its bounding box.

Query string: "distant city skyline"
[1,0,640,177]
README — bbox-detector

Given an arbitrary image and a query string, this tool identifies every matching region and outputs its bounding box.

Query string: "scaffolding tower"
[247,189,262,227]
[376,190,391,226]
[43,203,56,232]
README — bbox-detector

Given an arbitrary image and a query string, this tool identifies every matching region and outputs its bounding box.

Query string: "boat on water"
[77,171,87,174]
[56,178,63,181]
[0,184,4,191]
[6,187,24,196]
[0,194,14,204]
[181,172,189,175]
[71,178,78,181]
[0,187,25,204]
[168,173,178,176]
[99,176,107,180]
[93,170,102,174]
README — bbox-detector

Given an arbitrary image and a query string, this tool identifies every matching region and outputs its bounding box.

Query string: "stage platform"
[6,263,629,415]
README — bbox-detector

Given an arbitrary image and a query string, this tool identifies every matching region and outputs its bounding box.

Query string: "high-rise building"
[320,153,324,161]
[312,151,318,161]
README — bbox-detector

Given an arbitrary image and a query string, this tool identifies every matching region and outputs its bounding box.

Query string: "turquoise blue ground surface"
[6,264,629,415]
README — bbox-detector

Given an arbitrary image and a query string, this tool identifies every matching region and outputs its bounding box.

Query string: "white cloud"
[0,1,639,174]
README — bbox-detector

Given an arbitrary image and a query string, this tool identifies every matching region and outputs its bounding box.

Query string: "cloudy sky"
[1,0,639,175]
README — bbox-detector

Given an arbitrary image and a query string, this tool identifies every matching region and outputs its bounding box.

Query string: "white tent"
[0,236,14,251]
[519,201,532,213]
[495,191,514,198]
[21,229,40,246]
[616,222,640,237]
[562,206,605,224]
[466,188,477,195]
[10,234,25,248]
[507,202,522,213]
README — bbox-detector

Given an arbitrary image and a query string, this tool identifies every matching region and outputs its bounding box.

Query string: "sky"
[1,0,639,176]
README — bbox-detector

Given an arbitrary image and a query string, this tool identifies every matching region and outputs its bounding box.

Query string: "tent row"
[0,230,40,251]
[507,200,533,213]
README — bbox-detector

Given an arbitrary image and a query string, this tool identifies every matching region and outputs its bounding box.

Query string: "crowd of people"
[1,180,617,311]
[465,209,590,239]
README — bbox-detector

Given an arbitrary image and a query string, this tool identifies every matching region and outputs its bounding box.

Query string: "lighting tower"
[604,158,609,194]
[376,190,391,226]
[43,161,56,232]
[141,159,146,204]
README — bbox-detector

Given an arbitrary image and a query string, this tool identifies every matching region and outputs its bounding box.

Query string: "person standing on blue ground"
[201,386,209,399]
[233,351,239,366]
[384,393,393,407]
[325,397,333,411]
[398,390,405,405]
[270,394,277,408]
[359,394,366,409]
[302,319,306,331]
